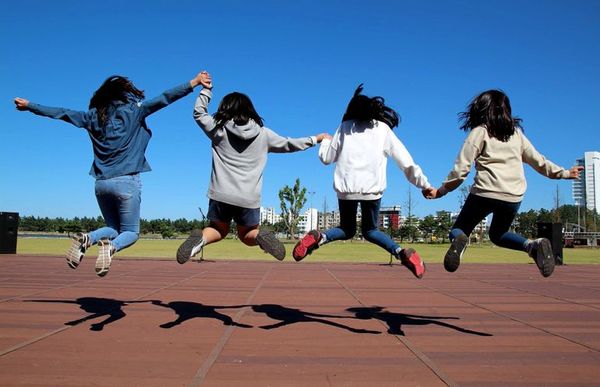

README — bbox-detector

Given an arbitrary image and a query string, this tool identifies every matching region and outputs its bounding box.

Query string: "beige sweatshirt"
[438,126,570,202]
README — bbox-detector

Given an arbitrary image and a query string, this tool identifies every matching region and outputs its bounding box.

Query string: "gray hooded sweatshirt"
[193,89,316,208]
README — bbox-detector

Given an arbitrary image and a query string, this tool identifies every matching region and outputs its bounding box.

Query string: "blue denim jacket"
[27,82,192,179]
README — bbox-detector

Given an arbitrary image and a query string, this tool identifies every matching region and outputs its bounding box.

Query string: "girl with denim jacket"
[14,71,206,276]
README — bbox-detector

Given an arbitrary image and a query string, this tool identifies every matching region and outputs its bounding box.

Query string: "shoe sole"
[444,234,467,272]
[401,248,425,279]
[256,230,285,261]
[95,239,112,277]
[535,238,555,278]
[176,229,203,264]
[66,234,87,269]
[292,230,321,262]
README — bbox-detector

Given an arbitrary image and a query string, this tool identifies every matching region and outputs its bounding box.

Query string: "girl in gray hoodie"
[176,71,328,263]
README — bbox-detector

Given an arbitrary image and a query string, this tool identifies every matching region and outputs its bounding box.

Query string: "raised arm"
[521,134,572,179]
[138,71,205,117]
[266,128,321,153]
[192,72,221,138]
[435,128,484,198]
[387,132,431,190]
[15,97,92,129]
[318,130,339,165]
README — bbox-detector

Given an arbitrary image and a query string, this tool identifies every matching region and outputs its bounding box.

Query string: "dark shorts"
[207,199,260,227]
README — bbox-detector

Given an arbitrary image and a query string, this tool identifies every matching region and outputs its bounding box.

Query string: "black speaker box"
[537,222,563,265]
[0,212,19,254]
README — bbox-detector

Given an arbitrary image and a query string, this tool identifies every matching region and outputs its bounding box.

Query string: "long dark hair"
[213,92,264,128]
[342,84,399,128]
[89,75,145,126]
[459,89,522,142]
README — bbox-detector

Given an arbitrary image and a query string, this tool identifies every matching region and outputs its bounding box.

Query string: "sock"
[191,238,205,257]
[318,233,327,245]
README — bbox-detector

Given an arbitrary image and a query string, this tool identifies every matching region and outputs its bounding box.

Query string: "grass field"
[14,236,600,264]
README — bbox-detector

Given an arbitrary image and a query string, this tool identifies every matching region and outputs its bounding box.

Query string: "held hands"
[14,97,29,111]
[190,71,213,89]
[199,71,212,89]
[315,133,332,143]
[422,187,440,199]
[568,166,584,179]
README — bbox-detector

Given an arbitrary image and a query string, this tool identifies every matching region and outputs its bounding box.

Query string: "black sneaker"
[176,229,204,264]
[256,230,285,261]
[527,238,555,278]
[444,233,468,272]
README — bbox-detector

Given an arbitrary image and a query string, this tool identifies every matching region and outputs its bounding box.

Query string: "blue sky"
[1,0,599,220]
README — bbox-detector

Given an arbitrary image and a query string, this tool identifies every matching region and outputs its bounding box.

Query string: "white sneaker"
[66,233,90,269]
[95,239,115,277]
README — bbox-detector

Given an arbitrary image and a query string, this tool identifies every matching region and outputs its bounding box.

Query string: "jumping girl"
[14,71,206,276]
[293,84,431,279]
[176,71,328,263]
[424,89,582,277]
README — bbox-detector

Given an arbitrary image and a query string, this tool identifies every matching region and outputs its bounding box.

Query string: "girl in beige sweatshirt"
[425,89,581,278]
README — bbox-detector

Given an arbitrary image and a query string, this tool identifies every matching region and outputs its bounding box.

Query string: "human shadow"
[26,297,150,331]
[252,304,380,334]
[346,306,492,336]
[151,300,252,329]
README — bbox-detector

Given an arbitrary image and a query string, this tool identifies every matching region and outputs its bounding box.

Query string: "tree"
[515,209,538,239]
[434,211,453,243]
[418,215,437,242]
[278,178,307,238]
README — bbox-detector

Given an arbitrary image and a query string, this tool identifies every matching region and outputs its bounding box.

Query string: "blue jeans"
[89,174,142,251]
[324,199,400,254]
[450,194,527,251]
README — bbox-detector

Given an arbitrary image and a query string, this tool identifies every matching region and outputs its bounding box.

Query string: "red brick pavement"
[1,255,599,386]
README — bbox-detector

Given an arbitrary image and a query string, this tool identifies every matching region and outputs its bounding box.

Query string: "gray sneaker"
[527,238,555,277]
[176,229,204,264]
[66,232,90,269]
[256,230,285,261]
[95,239,115,277]
[444,233,468,273]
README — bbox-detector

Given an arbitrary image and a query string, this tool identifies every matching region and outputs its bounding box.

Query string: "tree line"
[17,204,597,241]
[18,216,207,239]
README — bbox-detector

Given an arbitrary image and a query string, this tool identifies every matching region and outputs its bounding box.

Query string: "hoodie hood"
[224,119,261,140]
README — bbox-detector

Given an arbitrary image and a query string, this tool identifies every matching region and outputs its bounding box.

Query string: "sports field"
[16,237,600,264]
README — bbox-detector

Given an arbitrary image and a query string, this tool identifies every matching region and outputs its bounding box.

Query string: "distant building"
[318,210,339,230]
[259,207,281,225]
[298,208,319,233]
[573,151,600,214]
[379,206,401,230]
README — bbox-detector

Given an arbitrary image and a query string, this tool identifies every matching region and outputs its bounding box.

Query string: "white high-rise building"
[259,207,281,225]
[298,208,319,233]
[573,151,600,214]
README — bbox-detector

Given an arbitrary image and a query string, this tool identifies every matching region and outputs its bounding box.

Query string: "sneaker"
[397,248,426,279]
[176,229,204,264]
[66,232,90,269]
[292,230,322,262]
[444,233,468,272]
[256,230,285,261]
[527,238,555,278]
[95,239,114,277]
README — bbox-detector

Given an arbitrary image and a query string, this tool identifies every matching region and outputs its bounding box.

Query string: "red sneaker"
[398,248,425,279]
[292,230,322,262]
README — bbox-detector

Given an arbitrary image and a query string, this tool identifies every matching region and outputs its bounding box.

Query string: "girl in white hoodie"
[293,85,432,279]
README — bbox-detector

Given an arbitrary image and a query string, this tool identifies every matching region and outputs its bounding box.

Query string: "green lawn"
[14,237,600,264]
